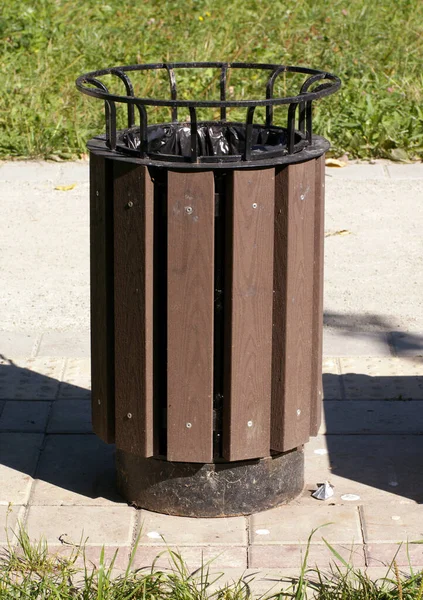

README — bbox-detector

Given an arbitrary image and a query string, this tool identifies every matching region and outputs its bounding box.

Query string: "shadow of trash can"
[76,62,340,517]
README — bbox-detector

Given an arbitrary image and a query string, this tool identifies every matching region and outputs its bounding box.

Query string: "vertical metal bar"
[306,101,313,143]
[85,78,117,151]
[165,66,178,122]
[287,103,298,154]
[265,66,286,127]
[189,106,198,162]
[220,64,228,121]
[244,106,256,161]
[135,104,148,158]
[110,69,135,128]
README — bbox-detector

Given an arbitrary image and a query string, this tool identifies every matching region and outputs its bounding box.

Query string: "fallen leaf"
[55,183,76,191]
[325,229,351,237]
[325,158,347,168]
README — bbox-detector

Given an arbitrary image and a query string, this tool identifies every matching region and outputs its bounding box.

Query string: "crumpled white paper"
[312,481,334,500]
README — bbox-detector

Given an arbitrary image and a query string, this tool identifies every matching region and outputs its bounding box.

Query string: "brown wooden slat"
[114,162,154,456]
[310,155,325,436]
[223,169,275,462]
[167,170,215,463]
[90,153,115,443]
[271,160,316,452]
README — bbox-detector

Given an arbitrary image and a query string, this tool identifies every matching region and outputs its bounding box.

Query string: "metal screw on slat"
[127,201,134,208]
[185,206,193,214]
[127,413,133,419]
[186,422,192,428]
[296,409,301,416]
[247,420,253,427]
[97,399,101,405]
[252,203,258,209]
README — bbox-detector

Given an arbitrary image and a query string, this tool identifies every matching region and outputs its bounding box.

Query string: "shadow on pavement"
[1,347,423,505]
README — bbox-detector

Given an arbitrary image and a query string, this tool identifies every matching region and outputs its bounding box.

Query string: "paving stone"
[0,433,44,504]
[0,161,62,182]
[25,505,136,545]
[133,545,247,570]
[47,399,91,433]
[137,510,247,546]
[304,435,423,505]
[366,543,423,568]
[59,358,91,398]
[325,163,386,180]
[324,330,391,357]
[206,569,307,597]
[37,330,90,358]
[0,331,40,357]
[59,161,89,183]
[31,434,122,505]
[361,504,423,543]
[0,357,65,400]
[250,505,362,544]
[321,400,423,435]
[249,543,366,569]
[322,358,343,400]
[386,163,423,180]
[390,331,423,357]
[47,544,131,572]
[0,400,50,432]
[340,357,423,400]
[0,505,25,544]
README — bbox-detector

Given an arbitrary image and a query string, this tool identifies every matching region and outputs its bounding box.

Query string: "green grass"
[2,524,423,599]
[1,0,422,160]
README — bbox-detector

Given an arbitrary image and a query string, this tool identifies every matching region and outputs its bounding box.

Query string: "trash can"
[76,62,340,516]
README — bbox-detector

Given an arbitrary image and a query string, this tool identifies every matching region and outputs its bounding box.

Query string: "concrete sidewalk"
[0,160,423,587]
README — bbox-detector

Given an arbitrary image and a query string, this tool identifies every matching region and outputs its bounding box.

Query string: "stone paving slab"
[322,358,343,399]
[340,357,423,400]
[31,434,122,506]
[303,434,423,506]
[386,163,423,180]
[361,504,423,544]
[0,400,50,432]
[47,399,91,433]
[321,400,423,435]
[0,357,65,400]
[0,433,44,505]
[133,545,248,570]
[390,331,423,357]
[59,358,91,398]
[366,543,423,568]
[0,504,25,545]
[37,330,90,358]
[25,505,136,546]
[0,332,40,358]
[250,505,362,545]
[249,543,366,569]
[138,510,247,546]
[325,163,387,180]
[324,330,391,357]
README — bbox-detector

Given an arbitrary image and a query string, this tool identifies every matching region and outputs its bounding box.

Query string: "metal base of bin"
[116,448,304,517]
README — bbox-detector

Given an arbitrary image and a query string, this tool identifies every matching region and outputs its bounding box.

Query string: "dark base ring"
[116,448,304,517]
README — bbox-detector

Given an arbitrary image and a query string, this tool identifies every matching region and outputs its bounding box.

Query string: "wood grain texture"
[223,169,275,462]
[167,170,215,463]
[271,160,316,452]
[114,161,154,456]
[90,153,115,443]
[310,155,325,436]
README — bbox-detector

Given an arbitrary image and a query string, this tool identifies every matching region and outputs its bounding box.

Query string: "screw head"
[185,206,193,214]
[186,422,192,428]
[247,420,253,427]
[127,201,134,208]
[252,203,258,209]
[300,194,305,201]
[97,398,101,405]
[127,413,133,419]
[296,409,301,417]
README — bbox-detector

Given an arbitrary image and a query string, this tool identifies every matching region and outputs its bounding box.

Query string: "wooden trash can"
[77,62,340,516]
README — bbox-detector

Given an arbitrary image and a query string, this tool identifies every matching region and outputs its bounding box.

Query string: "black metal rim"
[76,62,340,164]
